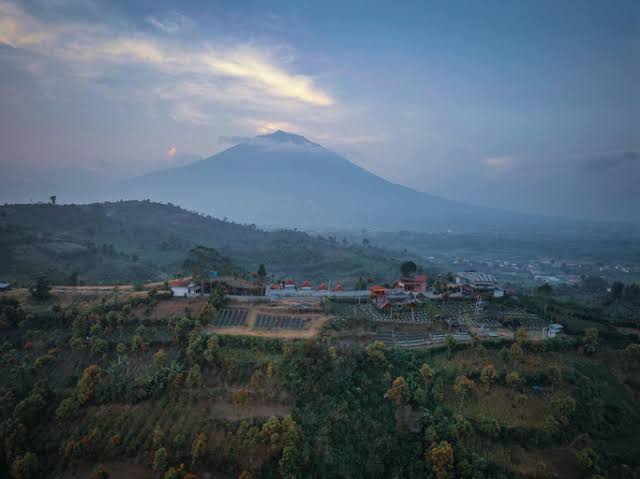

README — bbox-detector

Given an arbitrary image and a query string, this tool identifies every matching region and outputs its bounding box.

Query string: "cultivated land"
[1,279,639,479]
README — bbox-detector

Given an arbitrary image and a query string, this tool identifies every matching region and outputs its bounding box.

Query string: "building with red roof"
[396,274,428,293]
[334,283,344,292]
[317,282,328,290]
[301,280,312,290]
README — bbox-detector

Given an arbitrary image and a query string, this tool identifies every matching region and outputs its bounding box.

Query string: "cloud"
[170,103,212,125]
[0,1,335,115]
[146,12,195,35]
[167,146,177,157]
[584,150,640,172]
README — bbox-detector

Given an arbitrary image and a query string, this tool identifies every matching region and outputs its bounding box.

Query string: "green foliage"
[583,328,599,355]
[29,276,51,301]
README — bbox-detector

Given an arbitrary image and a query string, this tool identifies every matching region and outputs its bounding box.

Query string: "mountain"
[0,201,397,284]
[109,130,542,232]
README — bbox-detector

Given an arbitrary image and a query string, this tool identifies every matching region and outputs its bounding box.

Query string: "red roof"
[369,285,387,293]
[169,279,191,287]
[318,283,328,290]
[270,284,281,290]
[301,280,311,287]
[334,283,344,292]
[285,278,296,285]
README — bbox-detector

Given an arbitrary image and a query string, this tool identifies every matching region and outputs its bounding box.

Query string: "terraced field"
[255,314,309,330]
[212,309,248,328]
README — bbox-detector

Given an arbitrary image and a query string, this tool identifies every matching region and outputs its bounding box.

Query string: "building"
[284,279,296,290]
[317,282,328,291]
[0,281,11,291]
[169,279,200,297]
[396,274,428,293]
[334,283,344,292]
[300,280,312,291]
[455,271,502,298]
[547,323,564,338]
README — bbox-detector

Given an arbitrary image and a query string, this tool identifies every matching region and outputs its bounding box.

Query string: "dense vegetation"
[0,288,638,479]
[0,201,397,285]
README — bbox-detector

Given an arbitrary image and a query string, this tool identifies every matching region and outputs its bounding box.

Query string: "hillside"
[0,201,398,285]
[103,131,558,232]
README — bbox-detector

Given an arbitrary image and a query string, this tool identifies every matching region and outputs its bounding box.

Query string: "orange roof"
[334,283,344,292]
[369,285,387,293]
[318,283,328,290]
[270,284,281,290]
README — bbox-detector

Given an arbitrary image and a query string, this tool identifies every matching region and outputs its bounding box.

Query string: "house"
[0,281,11,292]
[547,323,564,338]
[270,283,282,290]
[169,279,200,297]
[396,274,428,293]
[333,283,344,292]
[369,285,388,299]
[284,279,296,290]
[317,283,328,291]
[300,280,312,291]
[455,271,501,298]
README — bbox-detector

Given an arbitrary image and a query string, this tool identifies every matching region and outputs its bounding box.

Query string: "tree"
[153,448,168,473]
[154,349,168,367]
[547,366,562,391]
[426,441,454,479]
[257,264,267,281]
[152,425,165,448]
[78,364,102,404]
[576,447,600,476]
[11,452,40,479]
[49,195,56,205]
[29,276,51,301]
[445,335,456,359]
[480,364,497,388]
[419,363,434,385]
[453,375,475,407]
[366,341,386,363]
[209,284,227,310]
[233,388,249,416]
[197,302,215,326]
[510,342,523,360]
[204,335,219,364]
[186,364,202,389]
[400,260,417,277]
[583,328,599,355]
[191,432,207,467]
[506,371,522,389]
[279,446,303,479]
[90,464,110,479]
[550,394,576,426]
[56,396,79,420]
[385,377,410,408]
[515,328,528,344]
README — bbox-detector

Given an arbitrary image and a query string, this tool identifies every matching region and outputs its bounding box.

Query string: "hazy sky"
[1,0,639,221]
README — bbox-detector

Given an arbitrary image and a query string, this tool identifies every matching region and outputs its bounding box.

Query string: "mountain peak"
[257,130,315,146]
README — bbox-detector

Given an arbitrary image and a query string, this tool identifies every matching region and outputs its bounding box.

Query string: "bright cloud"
[0,1,335,116]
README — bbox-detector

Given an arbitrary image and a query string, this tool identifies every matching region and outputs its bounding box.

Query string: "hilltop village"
[167,269,556,348]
